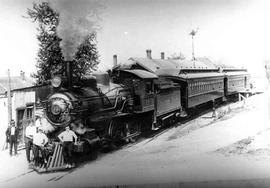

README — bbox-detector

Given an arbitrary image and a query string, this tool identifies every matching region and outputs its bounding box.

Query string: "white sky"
[0,0,269,77]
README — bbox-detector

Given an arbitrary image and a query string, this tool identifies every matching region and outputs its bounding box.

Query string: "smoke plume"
[50,0,102,61]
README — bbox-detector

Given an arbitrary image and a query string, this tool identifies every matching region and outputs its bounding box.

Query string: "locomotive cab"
[112,69,183,130]
[111,69,158,112]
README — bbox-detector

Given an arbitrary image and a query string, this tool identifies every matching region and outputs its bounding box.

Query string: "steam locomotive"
[33,55,250,172]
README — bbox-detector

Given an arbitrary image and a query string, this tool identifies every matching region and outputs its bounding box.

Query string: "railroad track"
[2,170,34,183]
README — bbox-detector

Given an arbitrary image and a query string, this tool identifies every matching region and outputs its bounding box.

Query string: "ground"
[1,89,270,188]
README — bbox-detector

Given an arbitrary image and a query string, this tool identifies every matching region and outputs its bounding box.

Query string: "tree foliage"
[27,1,64,84]
[74,33,99,77]
[26,1,100,85]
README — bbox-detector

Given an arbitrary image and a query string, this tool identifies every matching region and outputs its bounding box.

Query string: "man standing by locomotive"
[25,120,36,164]
[5,120,18,156]
[33,127,48,166]
[58,126,78,168]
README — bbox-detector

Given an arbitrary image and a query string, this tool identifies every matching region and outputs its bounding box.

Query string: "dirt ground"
[1,90,270,188]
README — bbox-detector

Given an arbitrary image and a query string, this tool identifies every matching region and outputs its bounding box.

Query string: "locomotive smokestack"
[161,52,165,60]
[66,61,73,88]
[113,55,117,67]
[146,49,152,59]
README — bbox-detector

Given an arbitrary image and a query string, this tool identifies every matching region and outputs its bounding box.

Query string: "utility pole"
[189,28,199,60]
[7,69,12,126]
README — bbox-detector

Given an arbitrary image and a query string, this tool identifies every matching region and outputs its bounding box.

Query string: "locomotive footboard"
[32,143,70,173]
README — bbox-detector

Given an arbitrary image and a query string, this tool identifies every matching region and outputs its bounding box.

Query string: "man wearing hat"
[5,120,18,156]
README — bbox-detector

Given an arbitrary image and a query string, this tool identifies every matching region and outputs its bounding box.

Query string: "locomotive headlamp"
[51,76,62,88]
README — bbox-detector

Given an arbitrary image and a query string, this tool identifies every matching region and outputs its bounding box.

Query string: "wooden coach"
[223,69,250,96]
[158,71,224,110]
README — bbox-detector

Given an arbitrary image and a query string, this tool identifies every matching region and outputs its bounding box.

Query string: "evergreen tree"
[26,1,100,85]
[74,33,99,78]
[27,1,64,84]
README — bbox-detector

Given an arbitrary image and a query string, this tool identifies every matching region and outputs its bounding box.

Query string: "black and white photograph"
[0,0,270,187]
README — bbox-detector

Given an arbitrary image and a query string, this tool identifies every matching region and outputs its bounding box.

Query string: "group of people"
[6,116,79,169]
[25,119,48,166]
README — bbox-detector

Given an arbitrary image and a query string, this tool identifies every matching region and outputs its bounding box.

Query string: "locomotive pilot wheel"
[108,118,142,147]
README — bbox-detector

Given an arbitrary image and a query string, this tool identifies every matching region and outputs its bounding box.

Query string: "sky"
[0,0,269,77]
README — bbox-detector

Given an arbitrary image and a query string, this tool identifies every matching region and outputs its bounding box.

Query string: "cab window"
[145,81,153,94]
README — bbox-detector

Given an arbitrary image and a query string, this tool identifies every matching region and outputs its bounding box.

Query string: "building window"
[26,107,33,119]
